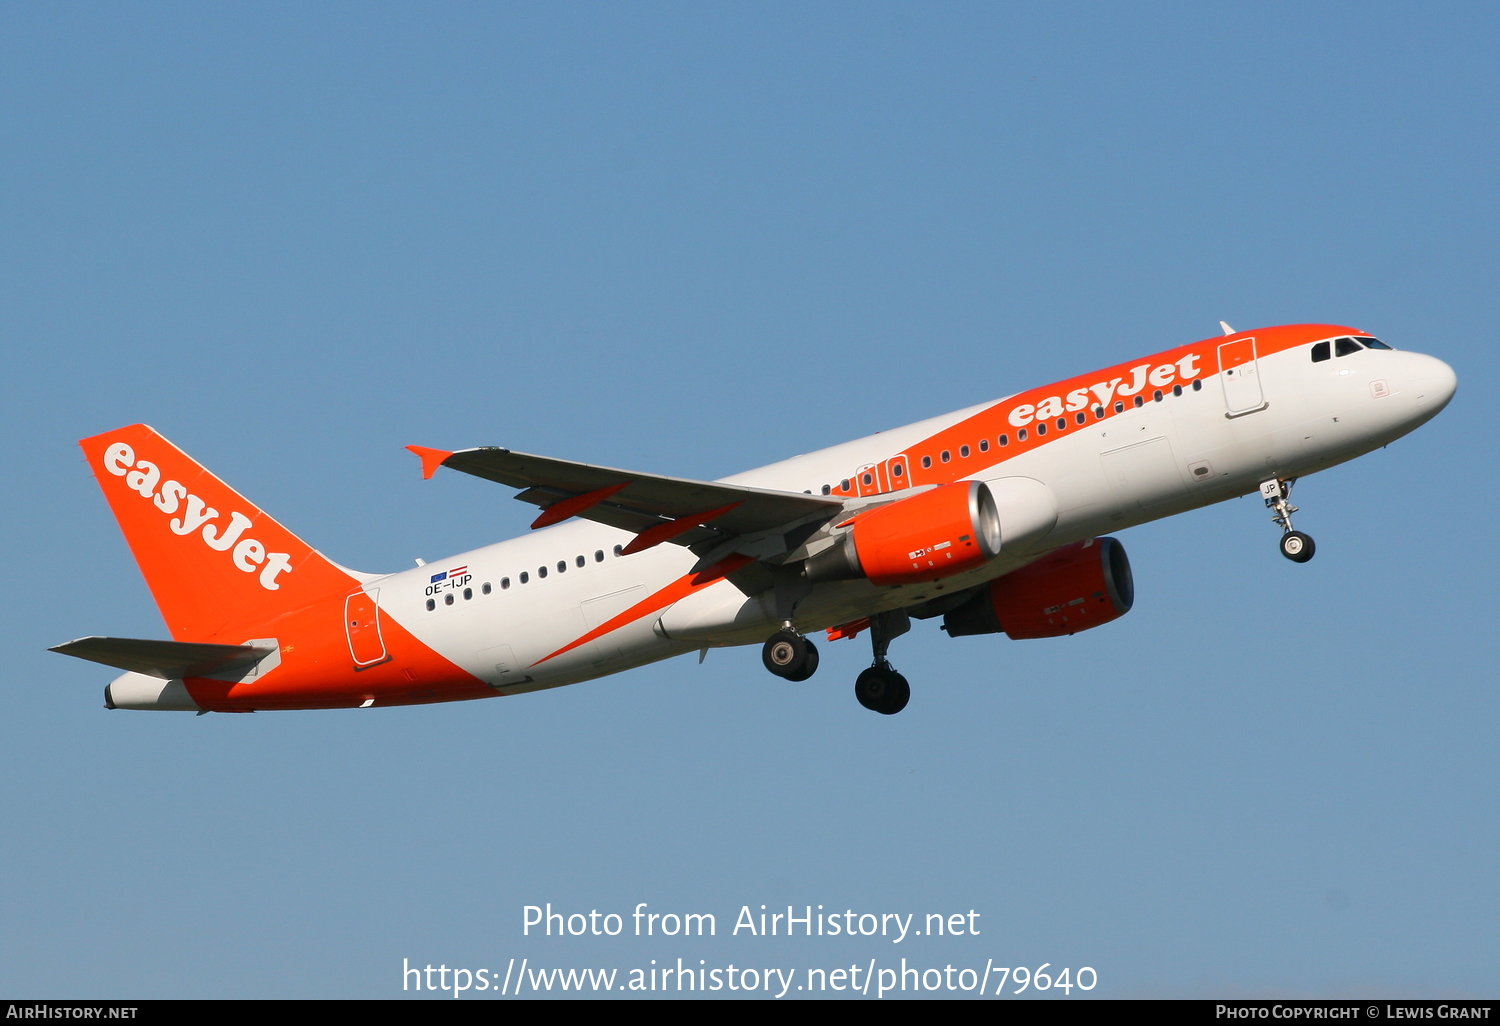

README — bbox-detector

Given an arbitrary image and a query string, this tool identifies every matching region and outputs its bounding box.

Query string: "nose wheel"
[1279,530,1315,563]
[762,628,819,682]
[1261,478,1315,563]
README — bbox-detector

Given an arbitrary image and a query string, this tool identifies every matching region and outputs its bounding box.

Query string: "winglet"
[530,482,631,530]
[405,445,453,480]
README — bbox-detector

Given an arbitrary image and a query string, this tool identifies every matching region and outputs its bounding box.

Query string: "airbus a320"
[53,323,1456,715]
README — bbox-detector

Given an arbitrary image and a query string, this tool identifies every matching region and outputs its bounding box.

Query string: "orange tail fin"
[79,424,360,643]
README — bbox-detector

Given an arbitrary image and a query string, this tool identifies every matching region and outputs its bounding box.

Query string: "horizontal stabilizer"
[49,636,276,681]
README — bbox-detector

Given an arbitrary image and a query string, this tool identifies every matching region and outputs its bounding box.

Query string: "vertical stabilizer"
[79,424,358,642]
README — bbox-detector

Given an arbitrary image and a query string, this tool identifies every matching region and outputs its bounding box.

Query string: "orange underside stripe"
[531,554,754,667]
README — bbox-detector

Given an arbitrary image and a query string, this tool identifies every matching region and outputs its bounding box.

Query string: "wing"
[406,445,843,558]
[49,636,277,680]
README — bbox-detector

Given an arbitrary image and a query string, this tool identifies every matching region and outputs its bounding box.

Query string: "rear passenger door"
[345,589,390,669]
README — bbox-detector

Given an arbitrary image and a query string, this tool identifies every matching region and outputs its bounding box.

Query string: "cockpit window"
[1311,341,1330,363]
[1334,337,1363,357]
[1355,336,1393,350]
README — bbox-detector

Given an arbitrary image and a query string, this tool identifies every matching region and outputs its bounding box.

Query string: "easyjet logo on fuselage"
[829,348,1213,500]
[101,442,294,591]
[1007,353,1202,427]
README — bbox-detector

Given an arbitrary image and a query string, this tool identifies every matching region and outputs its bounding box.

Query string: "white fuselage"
[379,333,1454,695]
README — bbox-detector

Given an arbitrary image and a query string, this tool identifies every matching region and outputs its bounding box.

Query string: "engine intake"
[805,481,1001,587]
[943,536,1134,639]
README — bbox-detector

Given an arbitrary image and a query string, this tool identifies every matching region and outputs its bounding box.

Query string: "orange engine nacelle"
[942,537,1134,640]
[805,481,1001,587]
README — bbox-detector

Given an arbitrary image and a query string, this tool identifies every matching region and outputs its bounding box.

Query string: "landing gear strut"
[1261,478,1315,563]
[855,611,911,715]
[762,626,819,682]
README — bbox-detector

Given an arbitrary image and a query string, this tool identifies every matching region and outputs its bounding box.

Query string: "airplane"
[51,322,1456,716]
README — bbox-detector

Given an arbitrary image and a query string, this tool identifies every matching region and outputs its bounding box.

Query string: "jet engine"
[804,480,1001,587]
[942,537,1134,639]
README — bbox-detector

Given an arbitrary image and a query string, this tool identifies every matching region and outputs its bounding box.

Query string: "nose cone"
[1409,353,1458,415]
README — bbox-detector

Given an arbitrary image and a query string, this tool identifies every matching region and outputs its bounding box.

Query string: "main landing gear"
[762,626,819,682]
[1261,478,1315,563]
[855,665,909,715]
[761,611,913,715]
[854,611,911,715]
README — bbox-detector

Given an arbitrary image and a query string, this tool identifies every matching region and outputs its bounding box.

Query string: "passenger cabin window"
[998,434,1009,446]
[481,582,491,595]
[501,577,511,589]
[959,445,970,458]
[444,594,454,605]
[821,484,831,495]
[921,456,932,468]
[1356,336,1393,350]
[463,587,472,600]
[1075,412,1086,424]
[537,566,547,578]
[425,598,435,611]
[1017,429,1028,441]
[861,473,872,485]
[1114,401,1124,413]
[1035,422,1046,436]
[594,550,604,562]
[613,544,624,556]
[1192,380,1202,391]
[940,450,951,463]
[520,571,529,584]
[1335,337,1363,357]
[575,555,585,568]
[978,439,989,452]
[891,463,904,478]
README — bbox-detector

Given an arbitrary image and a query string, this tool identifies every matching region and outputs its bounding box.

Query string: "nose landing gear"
[1261,478,1315,563]
[855,611,911,715]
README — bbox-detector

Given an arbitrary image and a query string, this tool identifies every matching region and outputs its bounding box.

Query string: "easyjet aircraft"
[53,323,1455,715]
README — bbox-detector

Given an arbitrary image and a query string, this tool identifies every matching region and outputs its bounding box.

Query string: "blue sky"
[1,1,1495,998]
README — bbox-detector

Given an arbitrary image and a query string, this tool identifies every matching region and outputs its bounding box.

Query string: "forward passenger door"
[1218,338,1266,416]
